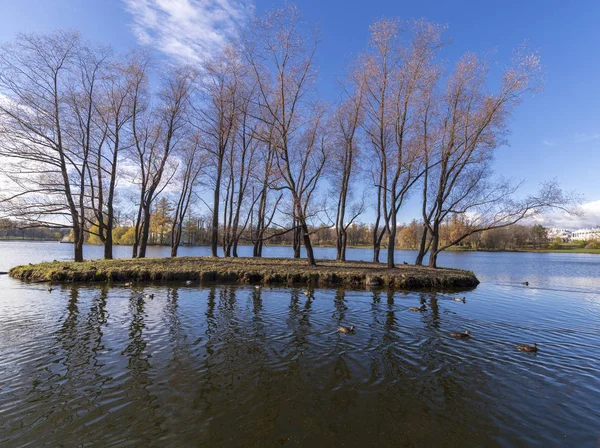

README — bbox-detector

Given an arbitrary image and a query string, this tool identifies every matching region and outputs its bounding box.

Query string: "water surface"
[0,242,599,447]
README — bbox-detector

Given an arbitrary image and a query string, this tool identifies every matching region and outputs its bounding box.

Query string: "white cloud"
[574,132,600,144]
[538,200,600,229]
[123,0,253,63]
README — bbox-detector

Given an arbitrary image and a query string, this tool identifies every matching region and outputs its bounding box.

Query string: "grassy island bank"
[9,257,479,290]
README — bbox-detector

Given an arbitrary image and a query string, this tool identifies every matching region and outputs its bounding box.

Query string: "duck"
[144,293,154,300]
[453,297,466,303]
[124,282,132,287]
[522,281,529,286]
[409,305,426,312]
[254,285,261,289]
[47,287,53,293]
[338,325,355,334]
[185,280,193,286]
[450,330,471,339]
[517,343,538,353]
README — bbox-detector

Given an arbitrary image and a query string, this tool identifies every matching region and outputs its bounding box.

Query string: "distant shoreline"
[3,239,599,255]
[443,247,600,255]
[0,239,63,242]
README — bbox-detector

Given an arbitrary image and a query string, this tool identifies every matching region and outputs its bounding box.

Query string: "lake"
[0,242,599,447]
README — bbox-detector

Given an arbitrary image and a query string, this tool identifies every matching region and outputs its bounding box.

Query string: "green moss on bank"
[9,257,479,290]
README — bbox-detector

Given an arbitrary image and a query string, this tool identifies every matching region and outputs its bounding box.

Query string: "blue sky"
[1,0,599,227]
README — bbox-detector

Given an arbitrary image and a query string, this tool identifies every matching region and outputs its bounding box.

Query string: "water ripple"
[0,249,600,446]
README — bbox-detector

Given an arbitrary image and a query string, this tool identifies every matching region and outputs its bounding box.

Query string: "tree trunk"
[428,224,440,268]
[293,221,301,258]
[415,226,428,265]
[387,208,397,267]
[132,195,144,258]
[104,185,115,260]
[336,228,343,261]
[335,175,348,261]
[429,250,439,268]
[73,225,84,262]
[211,156,223,258]
[171,238,179,257]
[104,228,113,260]
[74,240,84,262]
[253,240,262,257]
[387,226,396,268]
[102,130,119,260]
[171,220,183,257]
[253,190,270,258]
[373,241,380,263]
[139,206,151,258]
[301,221,316,266]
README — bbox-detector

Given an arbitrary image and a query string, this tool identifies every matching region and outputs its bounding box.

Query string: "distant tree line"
[75,212,582,254]
[0,219,67,241]
[0,5,576,267]
[3,208,586,254]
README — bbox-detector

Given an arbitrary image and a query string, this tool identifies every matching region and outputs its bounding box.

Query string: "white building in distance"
[547,227,600,242]
[547,228,573,241]
[570,227,600,242]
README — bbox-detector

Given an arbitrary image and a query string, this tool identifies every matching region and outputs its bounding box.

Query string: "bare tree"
[170,132,205,257]
[383,21,444,268]
[88,53,139,259]
[244,4,326,266]
[331,69,366,261]
[360,19,396,264]
[67,44,112,259]
[195,46,241,257]
[249,121,283,257]
[0,31,91,261]
[361,19,444,267]
[415,48,574,267]
[131,66,194,258]
[222,79,259,257]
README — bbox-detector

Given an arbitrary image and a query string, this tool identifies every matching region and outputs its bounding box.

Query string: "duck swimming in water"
[450,330,471,339]
[144,293,154,299]
[47,287,53,293]
[453,297,466,302]
[409,305,426,312]
[124,282,132,287]
[522,281,529,286]
[185,280,193,286]
[517,343,538,352]
[338,325,355,334]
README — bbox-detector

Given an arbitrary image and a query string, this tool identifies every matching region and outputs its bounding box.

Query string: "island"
[9,257,479,290]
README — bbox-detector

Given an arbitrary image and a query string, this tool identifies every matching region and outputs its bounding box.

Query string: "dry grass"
[9,256,479,290]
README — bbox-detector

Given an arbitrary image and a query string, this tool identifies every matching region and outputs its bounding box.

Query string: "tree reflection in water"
[0,283,557,446]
